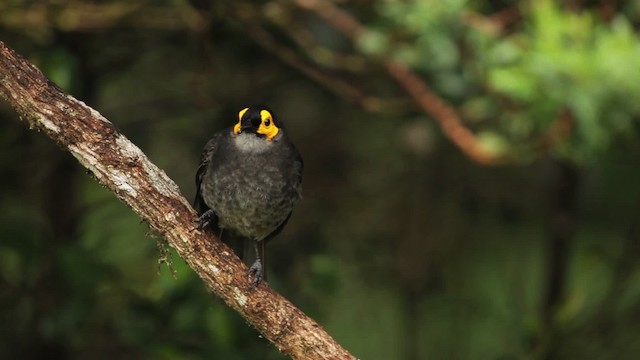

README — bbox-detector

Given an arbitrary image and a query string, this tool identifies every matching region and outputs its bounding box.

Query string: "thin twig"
[235,4,406,113]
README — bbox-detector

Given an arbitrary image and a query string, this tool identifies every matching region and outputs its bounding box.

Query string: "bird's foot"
[194,209,214,230]
[248,259,264,287]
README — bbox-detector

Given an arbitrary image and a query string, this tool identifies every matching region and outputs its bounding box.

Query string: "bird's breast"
[201,146,299,240]
[232,133,274,154]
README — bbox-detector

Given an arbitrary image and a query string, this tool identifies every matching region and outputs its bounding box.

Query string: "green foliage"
[486,0,640,156]
[367,0,640,160]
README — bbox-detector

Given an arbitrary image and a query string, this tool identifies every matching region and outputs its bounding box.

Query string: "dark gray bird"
[194,105,303,286]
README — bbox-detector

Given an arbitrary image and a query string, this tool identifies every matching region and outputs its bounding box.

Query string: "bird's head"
[233,105,281,141]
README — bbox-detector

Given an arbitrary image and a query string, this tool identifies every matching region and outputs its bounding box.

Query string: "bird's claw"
[194,209,214,230]
[248,259,264,287]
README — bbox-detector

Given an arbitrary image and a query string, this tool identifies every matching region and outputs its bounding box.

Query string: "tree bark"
[0,41,355,360]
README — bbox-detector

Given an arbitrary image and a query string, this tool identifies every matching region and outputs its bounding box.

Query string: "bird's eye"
[265,119,271,127]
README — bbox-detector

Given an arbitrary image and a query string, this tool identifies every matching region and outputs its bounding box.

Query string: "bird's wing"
[291,145,304,200]
[193,132,222,214]
[260,145,303,243]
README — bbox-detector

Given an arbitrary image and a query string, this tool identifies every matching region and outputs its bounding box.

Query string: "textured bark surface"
[0,41,355,360]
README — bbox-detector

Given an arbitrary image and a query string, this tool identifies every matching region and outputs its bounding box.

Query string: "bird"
[193,105,303,286]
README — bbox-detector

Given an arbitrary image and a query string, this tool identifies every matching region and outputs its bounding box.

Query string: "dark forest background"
[1,1,640,359]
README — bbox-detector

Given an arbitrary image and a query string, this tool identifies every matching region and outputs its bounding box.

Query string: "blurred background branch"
[0,2,208,32]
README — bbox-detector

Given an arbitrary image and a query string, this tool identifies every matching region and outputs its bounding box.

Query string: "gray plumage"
[194,106,303,285]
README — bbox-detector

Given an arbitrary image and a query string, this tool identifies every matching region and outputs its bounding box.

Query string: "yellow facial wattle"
[257,110,279,141]
[233,107,279,140]
[234,107,249,135]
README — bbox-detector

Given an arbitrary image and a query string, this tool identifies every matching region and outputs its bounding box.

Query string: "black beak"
[240,117,261,132]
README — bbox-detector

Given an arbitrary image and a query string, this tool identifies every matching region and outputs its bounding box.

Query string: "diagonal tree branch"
[0,41,355,360]
[293,0,500,165]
